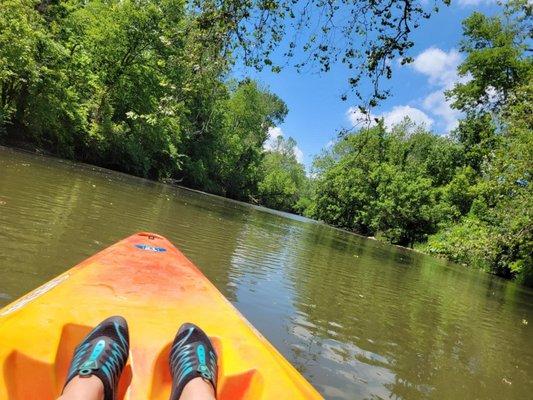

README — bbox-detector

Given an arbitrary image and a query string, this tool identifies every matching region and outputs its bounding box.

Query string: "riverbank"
[1,143,523,288]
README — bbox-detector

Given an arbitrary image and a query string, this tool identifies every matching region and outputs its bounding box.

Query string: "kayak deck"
[0,232,322,399]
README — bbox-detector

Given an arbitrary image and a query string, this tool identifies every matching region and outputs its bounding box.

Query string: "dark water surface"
[1,146,532,399]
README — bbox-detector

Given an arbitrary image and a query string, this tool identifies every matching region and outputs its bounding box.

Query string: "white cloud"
[350,47,468,134]
[268,126,283,139]
[456,0,497,6]
[347,105,433,131]
[411,47,462,88]
[408,47,472,132]
[346,107,377,127]
[422,91,461,131]
[382,106,434,130]
[293,146,304,163]
[264,126,283,150]
[265,126,304,164]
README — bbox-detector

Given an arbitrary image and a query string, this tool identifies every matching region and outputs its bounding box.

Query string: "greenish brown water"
[1,146,532,399]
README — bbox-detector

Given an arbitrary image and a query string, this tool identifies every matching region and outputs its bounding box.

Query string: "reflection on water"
[1,146,532,399]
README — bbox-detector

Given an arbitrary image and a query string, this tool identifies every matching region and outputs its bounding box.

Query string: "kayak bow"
[0,232,323,399]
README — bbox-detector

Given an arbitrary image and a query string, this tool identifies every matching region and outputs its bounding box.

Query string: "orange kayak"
[0,232,323,399]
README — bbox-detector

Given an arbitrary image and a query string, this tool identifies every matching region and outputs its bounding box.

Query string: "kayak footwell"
[4,324,261,398]
[0,232,322,399]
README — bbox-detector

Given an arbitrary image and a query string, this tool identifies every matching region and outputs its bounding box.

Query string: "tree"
[448,8,531,114]
[189,0,451,106]
[447,4,532,171]
[371,163,436,246]
[0,0,43,136]
[257,136,307,212]
[0,0,292,202]
[212,80,287,199]
[424,2,533,284]
[308,122,461,246]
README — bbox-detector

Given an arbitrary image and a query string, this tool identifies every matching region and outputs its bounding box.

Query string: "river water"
[1,146,532,399]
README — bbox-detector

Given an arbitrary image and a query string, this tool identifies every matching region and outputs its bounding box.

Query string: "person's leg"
[56,316,129,400]
[169,323,217,400]
[178,377,216,400]
[57,370,216,400]
[57,376,104,400]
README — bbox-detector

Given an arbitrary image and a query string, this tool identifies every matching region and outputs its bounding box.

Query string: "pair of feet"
[59,316,217,400]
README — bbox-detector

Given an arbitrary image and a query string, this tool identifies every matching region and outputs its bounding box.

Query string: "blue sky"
[233,0,501,169]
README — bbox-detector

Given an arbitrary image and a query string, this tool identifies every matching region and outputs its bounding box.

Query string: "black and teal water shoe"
[63,316,129,400]
[169,323,218,400]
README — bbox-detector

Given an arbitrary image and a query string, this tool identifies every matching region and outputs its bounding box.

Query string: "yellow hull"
[0,233,323,399]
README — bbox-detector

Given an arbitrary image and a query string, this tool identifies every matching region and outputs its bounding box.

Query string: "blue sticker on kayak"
[135,244,166,252]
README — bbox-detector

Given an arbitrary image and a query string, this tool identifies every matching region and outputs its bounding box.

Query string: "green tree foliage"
[1,0,205,173]
[179,80,288,199]
[0,0,295,205]
[427,81,532,284]
[189,0,451,106]
[257,136,307,213]
[0,0,42,135]
[304,3,532,285]
[448,8,531,113]
[425,2,532,284]
[446,6,531,172]
[309,123,463,246]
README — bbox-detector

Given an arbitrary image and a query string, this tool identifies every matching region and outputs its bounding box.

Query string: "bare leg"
[169,323,218,400]
[57,375,214,400]
[58,316,129,400]
[57,376,104,400]
[178,377,216,400]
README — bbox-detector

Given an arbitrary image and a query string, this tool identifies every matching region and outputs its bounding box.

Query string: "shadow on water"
[1,147,532,399]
